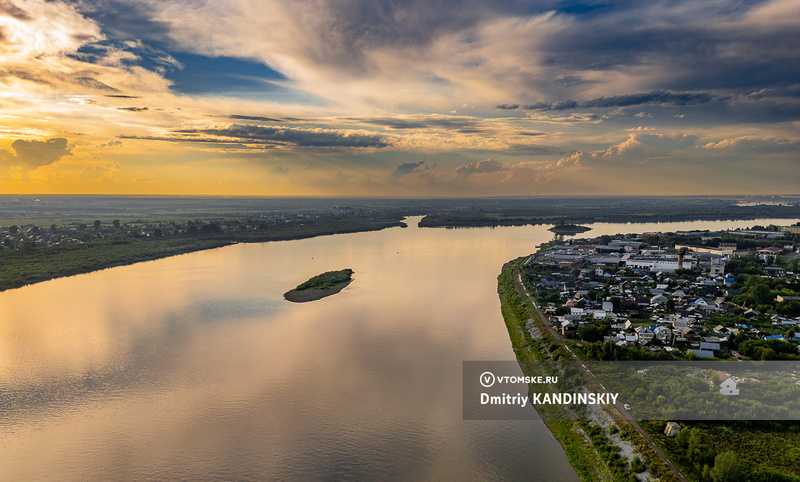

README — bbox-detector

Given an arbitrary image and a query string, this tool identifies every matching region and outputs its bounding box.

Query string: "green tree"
[710,451,745,482]
[93,220,102,231]
[9,225,18,234]
[112,219,120,229]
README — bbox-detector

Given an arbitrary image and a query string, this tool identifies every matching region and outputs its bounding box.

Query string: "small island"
[547,223,591,235]
[284,268,354,302]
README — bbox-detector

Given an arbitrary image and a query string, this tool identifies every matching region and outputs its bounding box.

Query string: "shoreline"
[0,219,401,293]
[497,258,682,481]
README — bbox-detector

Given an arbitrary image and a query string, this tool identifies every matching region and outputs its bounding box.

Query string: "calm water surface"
[0,217,796,480]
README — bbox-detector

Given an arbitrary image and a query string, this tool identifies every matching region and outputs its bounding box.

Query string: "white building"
[625,258,693,272]
[720,376,739,396]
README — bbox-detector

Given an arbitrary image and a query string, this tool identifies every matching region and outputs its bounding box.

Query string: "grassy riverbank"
[0,216,402,292]
[497,259,677,482]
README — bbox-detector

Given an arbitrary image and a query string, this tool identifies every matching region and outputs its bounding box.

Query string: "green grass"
[296,269,354,291]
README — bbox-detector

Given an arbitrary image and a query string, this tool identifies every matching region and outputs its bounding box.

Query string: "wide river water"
[1,217,797,480]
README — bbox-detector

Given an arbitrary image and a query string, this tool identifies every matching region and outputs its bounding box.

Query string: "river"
[0,217,796,480]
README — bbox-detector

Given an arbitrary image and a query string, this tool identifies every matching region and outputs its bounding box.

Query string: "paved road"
[516,270,688,482]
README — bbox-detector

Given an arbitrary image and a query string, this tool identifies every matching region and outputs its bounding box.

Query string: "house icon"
[719,374,739,396]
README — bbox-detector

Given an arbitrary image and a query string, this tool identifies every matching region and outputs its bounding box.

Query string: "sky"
[0,0,798,196]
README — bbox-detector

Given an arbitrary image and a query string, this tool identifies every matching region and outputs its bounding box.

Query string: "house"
[719,374,739,396]
[757,246,782,262]
[636,326,655,343]
[665,422,681,437]
[650,294,668,306]
[654,326,673,344]
[561,320,576,336]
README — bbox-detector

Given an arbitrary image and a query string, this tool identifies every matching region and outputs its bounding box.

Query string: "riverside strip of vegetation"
[284,269,354,302]
[0,214,402,292]
[498,259,678,482]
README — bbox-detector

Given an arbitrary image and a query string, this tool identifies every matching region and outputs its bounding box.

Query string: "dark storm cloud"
[537,4,800,93]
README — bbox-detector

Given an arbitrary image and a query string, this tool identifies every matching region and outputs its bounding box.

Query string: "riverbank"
[497,258,680,481]
[0,216,402,292]
[420,201,800,228]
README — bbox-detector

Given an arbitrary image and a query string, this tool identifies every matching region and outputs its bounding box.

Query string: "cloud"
[454,158,506,177]
[702,136,800,155]
[98,140,123,148]
[188,124,389,149]
[388,161,425,183]
[312,171,351,188]
[353,114,482,131]
[557,133,700,167]
[117,106,148,111]
[0,1,32,21]
[79,163,118,180]
[228,114,284,123]
[270,166,289,176]
[499,90,716,112]
[0,138,73,169]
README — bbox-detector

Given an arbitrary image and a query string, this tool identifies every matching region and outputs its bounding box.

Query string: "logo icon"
[480,371,496,387]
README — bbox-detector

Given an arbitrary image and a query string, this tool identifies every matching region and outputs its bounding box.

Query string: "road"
[516,270,688,482]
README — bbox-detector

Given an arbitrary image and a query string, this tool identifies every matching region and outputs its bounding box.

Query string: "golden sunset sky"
[0,0,798,196]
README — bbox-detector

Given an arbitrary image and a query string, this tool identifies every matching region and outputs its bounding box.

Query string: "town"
[522,224,800,361]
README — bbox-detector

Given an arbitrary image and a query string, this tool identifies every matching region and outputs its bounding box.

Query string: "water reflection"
[1,216,796,480]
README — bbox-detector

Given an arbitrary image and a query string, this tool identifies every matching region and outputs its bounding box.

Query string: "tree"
[709,451,745,482]
[20,241,36,255]
[9,225,18,234]
[112,219,120,229]
[93,220,102,231]
[578,325,604,343]
[153,228,163,237]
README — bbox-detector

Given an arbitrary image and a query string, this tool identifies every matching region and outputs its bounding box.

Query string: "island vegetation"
[284,269,354,302]
[548,222,591,235]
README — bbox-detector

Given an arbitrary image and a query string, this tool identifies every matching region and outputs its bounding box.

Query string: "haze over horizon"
[1,0,798,197]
